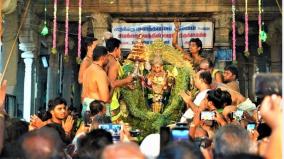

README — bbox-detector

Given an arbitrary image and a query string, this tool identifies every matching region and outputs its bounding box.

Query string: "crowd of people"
[0,21,282,159]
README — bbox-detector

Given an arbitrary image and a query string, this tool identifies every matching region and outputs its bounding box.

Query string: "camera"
[171,126,189,142]
[246,122,256,132]
[98,124,122,142]
[253,73,282,98]
[228,109,244,121]
[159,125,189,150]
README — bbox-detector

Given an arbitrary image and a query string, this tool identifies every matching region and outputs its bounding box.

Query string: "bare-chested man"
[78,35,98,84]
[172,19,204,70]
[105,38,133,122]
[82,46,110,115]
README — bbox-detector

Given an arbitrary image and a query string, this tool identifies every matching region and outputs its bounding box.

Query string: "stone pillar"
[91,13,111,44]
[213,13,231,47]
[267,18,282,72]
[18,1,38,118]
[21,52,34,121]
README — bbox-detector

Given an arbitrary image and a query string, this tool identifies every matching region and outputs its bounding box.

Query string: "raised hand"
[62,115,74,135]
[0,80,7,112]
[179,90,192,104]
[30,115,46,128]
[260,95,282,130]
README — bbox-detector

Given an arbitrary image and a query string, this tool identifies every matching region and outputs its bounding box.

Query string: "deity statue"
[145,54,174,113]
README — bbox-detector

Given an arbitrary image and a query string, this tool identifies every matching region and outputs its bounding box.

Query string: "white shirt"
[180,89,210,122]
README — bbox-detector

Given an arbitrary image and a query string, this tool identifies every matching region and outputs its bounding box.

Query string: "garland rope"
[64,0,69,57]
[258,0,263,54]
[51,0,57,54]
[77,0,82,63]
[232,0,236,61]
[244,0,249,57]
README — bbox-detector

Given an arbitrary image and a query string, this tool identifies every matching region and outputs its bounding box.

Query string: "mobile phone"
[247,123,256,132]
[171,127,189,142]
[253,73,282,98]
[98,124,122,141]
[200,111,215,120]
[233,109,244,121]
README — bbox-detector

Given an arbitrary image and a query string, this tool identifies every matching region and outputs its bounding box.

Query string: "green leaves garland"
[120,39,194,137]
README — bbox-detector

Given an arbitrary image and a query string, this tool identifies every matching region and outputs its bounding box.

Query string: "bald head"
[21,127,64,159]
[102,142,145,159]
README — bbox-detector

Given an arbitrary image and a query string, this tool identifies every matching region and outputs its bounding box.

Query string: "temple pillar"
[213,13,231,47]
[267,18,282,72]
[18,1,38,118]
[91,13,112,44]
[21,52,33,121]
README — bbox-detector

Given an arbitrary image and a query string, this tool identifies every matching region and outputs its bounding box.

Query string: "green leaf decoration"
[243,51,250,57]
[40,25,49,36]
[260,31,267,42]
[257,47,263,55]
[119,39,195,137]
[76,57,82,64]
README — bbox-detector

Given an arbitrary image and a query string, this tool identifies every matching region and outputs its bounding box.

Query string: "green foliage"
[121,64,190,137]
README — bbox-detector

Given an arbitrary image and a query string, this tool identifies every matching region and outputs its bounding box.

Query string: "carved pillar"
[213,13,231,47]
[91,13,111,44]
[21,51,34,121]
[18,1,38,118]
[267,18,282,72]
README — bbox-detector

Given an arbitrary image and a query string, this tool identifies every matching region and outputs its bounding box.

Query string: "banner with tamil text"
[112,22,214,49]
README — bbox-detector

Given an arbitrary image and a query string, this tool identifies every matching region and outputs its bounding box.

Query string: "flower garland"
[232,0,236,61]
[51,0,57,54]
[244,0,250,57]
[40,0,49,36]
[120,40,194,136]
[77,0,82,64]
[258,0,263,54]
[64,0,69,57]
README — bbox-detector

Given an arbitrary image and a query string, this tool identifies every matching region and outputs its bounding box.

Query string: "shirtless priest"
[82,46,110,115]
[105,38,133,122]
